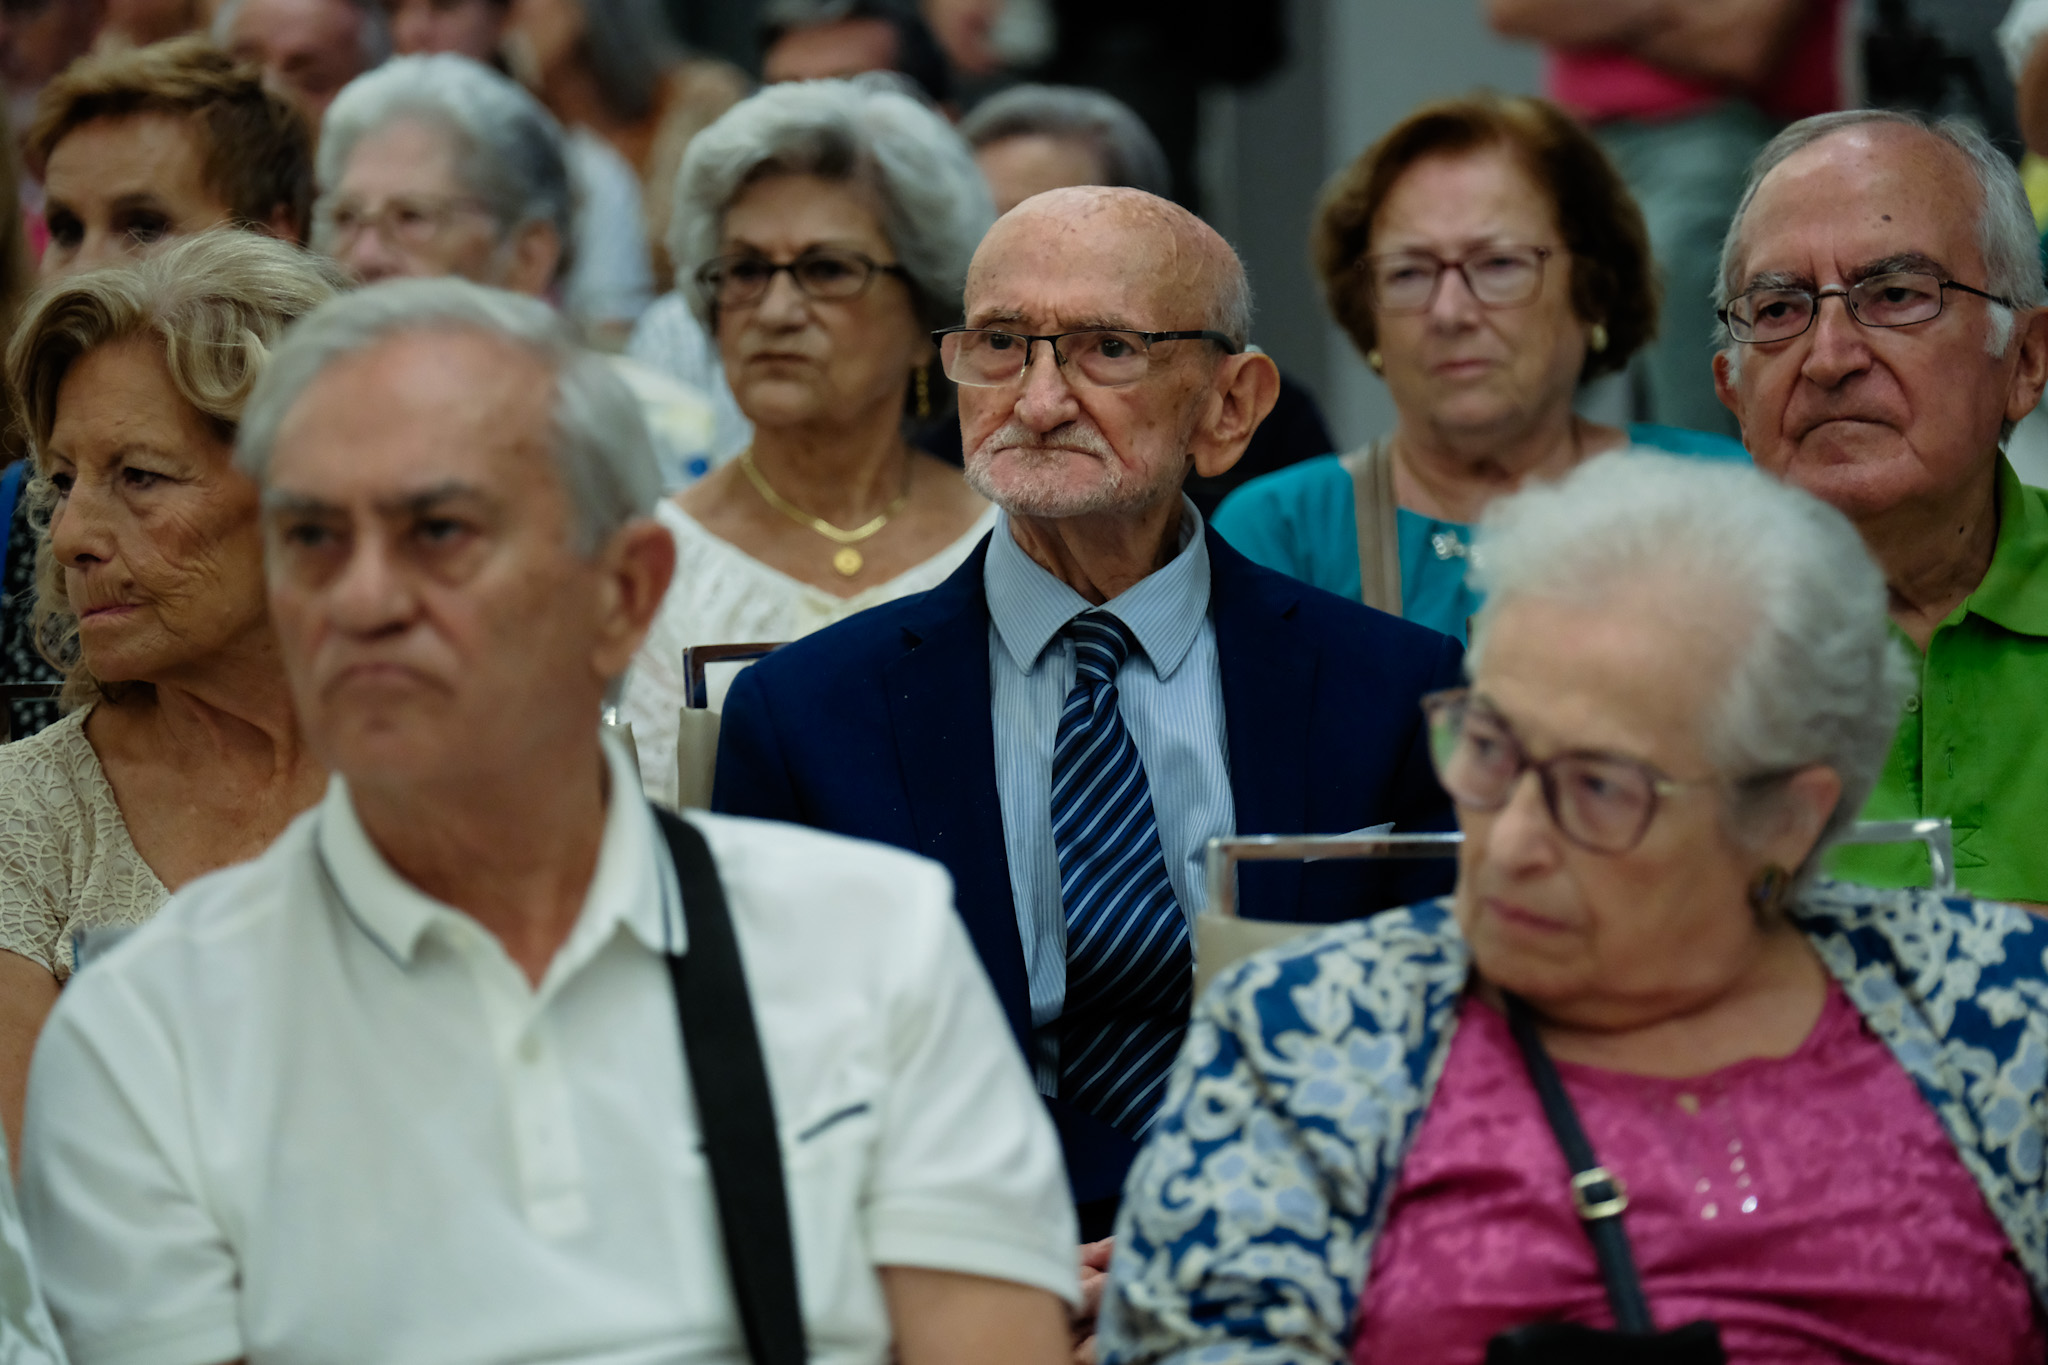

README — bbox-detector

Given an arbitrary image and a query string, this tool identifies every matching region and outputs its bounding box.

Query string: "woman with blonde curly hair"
[0,230,340,1153]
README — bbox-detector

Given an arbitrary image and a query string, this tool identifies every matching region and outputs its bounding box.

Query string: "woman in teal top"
[1214,92,1748,642]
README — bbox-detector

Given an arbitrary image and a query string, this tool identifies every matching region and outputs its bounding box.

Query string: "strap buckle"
[1570,1166,1629,1221]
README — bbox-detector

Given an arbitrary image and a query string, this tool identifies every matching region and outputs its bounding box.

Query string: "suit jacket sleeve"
[1385,631,1465,906]
[711,665,802,822]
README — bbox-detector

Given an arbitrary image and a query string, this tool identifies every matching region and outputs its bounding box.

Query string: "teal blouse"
[1210,423,1750,641]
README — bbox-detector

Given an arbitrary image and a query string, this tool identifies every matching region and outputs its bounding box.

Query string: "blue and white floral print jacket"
[1099,882,2048,1363]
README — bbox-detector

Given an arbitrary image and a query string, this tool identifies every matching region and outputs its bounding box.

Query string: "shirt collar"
[984,496,1211,678]
[316,729,684,971]
[1966,454,2048,639]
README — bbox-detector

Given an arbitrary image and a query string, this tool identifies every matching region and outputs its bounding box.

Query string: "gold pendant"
[833,546,864,577]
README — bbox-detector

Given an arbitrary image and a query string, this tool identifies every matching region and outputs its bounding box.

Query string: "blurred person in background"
[961,80,1339,519]
[0,0,100,136]
[1713,109,2048,906]
[616,76,996,806]
[0,102,46,746]
[0,232,338,1157]
[19,275,1080,1365]
[376,0,655,341]
[761,0,952,109]
[1213,94,1744,645]
[505,0,745,288]
[215,0,389,124]
[94,0,197,47]
[1487,0,1853,438]
[315,54,712,479]
[28,36,311,278]
[1,37,312,744]
[1103,454,2048,1363]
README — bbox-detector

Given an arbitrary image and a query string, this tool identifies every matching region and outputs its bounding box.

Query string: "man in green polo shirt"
[1713,109,2048,904]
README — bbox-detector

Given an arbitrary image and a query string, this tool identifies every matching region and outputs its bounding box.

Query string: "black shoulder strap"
[652,808,807,1365]
[1502,992,1656,1335]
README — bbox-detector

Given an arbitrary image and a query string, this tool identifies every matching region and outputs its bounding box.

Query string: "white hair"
[213,0,391,70]
[314,55,576,279]
[1468,452,1914,878]
[235,278,661,556]
[1716,110,2045,370]
[666,74,994,332]
[959,83,1172,199]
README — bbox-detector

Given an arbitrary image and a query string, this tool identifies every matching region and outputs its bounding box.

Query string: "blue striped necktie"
[1051,610,1192,1141]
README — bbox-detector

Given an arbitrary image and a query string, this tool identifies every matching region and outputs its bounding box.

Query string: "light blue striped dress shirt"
[985,500,1234,1091]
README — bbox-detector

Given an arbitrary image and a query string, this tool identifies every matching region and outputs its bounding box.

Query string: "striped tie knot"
[1065,611,1139,687]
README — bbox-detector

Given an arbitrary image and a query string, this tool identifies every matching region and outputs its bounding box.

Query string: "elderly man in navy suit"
[715,187,1461,1238]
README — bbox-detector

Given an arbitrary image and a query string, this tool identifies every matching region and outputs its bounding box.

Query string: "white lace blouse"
[0,707,167,979]
[621,497,998,808]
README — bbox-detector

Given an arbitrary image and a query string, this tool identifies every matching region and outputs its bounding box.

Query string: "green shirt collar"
[1966,455,2048,639]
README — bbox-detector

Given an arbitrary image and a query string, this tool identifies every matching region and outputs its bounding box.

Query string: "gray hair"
[1716,110,2045,361]
[1468,452,1913,882]
[236,278,661,556]
[315,55,576,279]
[958,83,1172,200]
[667,75,994,332]
[213,0,392,72]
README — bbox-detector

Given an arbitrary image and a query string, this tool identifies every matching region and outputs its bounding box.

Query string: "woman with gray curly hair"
[1105,454,2048,1362]
[0,231,340,1153]
[618,76,998,805]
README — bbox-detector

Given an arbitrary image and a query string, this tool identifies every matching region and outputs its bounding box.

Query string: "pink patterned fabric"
[1546,0,1849,125]
[1353,984,2043,1364]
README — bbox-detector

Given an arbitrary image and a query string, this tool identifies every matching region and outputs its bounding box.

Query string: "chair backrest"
[1193,818,1960,997]
[672,642,788,810]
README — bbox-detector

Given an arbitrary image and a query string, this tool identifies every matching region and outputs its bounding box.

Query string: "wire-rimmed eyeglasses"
[932,326,1240,389]
[1421,689,1726,855]
[695,248,910,308]
[1718,270,2018,344]
[1359,245,1555,313]
[315,194,493,250]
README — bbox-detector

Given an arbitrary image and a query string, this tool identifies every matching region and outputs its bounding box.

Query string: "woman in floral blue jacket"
[1103,455,2048,1364]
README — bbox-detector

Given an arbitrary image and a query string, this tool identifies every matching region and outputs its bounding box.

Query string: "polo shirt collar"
[1967,454,2048,639]
[985,496,1211,678]
[315,729,685,973]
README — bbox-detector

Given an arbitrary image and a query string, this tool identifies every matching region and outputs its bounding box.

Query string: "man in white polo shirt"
[17,278,1077,1365]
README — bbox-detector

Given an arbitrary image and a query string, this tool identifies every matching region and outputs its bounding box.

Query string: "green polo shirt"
[1829,456,2048,902]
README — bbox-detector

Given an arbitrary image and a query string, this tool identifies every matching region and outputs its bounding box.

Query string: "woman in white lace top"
[0,233,339,1150]
[619,78,1000,805]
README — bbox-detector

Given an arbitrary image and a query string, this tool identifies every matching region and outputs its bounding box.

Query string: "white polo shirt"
[19,737,1077,1365]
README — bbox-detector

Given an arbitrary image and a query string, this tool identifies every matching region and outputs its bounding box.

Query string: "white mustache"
[969,420,1117,463]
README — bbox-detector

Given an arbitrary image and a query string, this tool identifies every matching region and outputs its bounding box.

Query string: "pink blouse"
[1353,983,2043,1364]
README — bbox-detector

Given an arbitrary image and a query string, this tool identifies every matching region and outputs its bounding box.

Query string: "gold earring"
[914,363,931,419]
[1747,864,1790,919]
[1366,349,1383,373]
[1589,323,1609,354]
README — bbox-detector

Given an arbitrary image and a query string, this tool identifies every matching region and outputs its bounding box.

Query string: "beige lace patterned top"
[0,706,167,979]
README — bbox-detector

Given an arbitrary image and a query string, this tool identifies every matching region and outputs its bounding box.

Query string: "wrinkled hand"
[1071,1238,1114,1365]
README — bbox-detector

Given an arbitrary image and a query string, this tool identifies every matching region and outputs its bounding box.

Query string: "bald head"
[973,186,1252,344]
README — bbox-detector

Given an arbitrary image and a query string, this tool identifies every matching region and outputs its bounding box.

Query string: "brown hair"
[1312,91,1657,384]
[27,36,316,244]
[10,230,343,708]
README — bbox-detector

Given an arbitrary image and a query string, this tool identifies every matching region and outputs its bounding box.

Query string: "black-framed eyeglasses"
[695,248,910,308]
[1359,244,1555,313]
[932,326,1241,389]
[1421,689,1725,855]
[1718,270,2018,344]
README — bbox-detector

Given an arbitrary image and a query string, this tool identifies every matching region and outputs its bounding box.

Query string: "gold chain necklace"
[738,448,912,577]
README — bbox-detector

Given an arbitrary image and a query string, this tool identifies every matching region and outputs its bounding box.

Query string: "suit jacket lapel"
[1210,528,1313,915]
[883,541,1033,1048]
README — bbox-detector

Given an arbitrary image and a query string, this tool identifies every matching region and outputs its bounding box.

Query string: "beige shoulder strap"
[1338,437,1402,617]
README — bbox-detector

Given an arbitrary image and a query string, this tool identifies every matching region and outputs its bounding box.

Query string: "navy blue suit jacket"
[713,528,1463,1204]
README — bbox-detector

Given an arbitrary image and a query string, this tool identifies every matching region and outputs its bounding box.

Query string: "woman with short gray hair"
[0,231,340,1152]
[1104,454,2048,1362]
[618,77,999,806]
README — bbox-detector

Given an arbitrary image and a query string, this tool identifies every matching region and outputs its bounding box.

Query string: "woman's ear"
[1761,765,1845,873]
[1188,350,1280,479]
